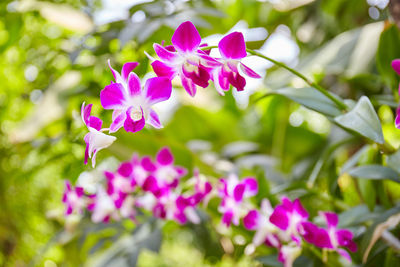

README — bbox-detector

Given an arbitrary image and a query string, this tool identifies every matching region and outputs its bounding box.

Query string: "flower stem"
[245,48,348,111]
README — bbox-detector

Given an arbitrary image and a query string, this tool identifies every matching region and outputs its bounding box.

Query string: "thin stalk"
[245,48,348,111]
[200,45,348,111]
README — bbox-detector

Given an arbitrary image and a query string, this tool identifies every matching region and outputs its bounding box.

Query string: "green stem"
[200,45,348,111]
[245,48,348,111]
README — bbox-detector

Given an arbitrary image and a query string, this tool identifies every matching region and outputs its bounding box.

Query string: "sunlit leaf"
[335,96,384,144]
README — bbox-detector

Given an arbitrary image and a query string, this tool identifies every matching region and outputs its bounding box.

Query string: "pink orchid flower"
[269,197,309,245]
[81,102,116,168]
[140,147,187,195]
[100,61,172,133]
[62,180,85,215]
[152,190,200,224]
[391,59,400,129]
[188,169,213,206]
[218,174,258,226]
[88,187,120,223]
[151,21,221,97]
[212,32,261,95]
[243,199,280,248]
[309,212,357,262]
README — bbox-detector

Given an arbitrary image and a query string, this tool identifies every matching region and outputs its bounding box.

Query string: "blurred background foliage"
[2,0,400,266]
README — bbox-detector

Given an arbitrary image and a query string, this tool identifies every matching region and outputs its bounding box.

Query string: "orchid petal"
[233,183,245,201]
[148,108,163,129]
[154,43,179,61]
[151,60,176,79]
[182,65,210,88]
[123,107,145,133]
[321,211,338,228]
[181,74,197,97]
[392,59,400,76]
[109,111,127,133]
[243,210,259,230]
[88,116,102,131]
[121,62,139,81]
[171,21,201,53]
[228,71,246,91]
[144,77,172,105]
[240,63,261,78]
[314,228,334,249]
[222,210,234,226]
[81,102,92,124]
[156,147,174,165]
[118,162,133,177]
[396,107,400,129]
[100,83,126,110]
[127,72,141,97]
[218,32,247,60]
[243,177,258,196]
[141,156,157,172]
[293,199,308,219]
[269,206,289,230]
[108,59,122,83]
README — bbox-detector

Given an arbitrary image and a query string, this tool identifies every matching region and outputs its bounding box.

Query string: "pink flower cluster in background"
[63,147,357,267]
[80,21,261,167]
[63,147,211,224]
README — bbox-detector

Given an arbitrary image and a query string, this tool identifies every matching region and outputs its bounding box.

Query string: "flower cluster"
[70,20,360,267]
[63,147,211,224]
[80,21,261,167]
[214,178,357,267]
[64,147,357,267]
[242,197,357,266]
[151,21,260,96]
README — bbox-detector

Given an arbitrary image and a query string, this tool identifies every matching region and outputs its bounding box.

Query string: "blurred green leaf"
[348,165,400,183]
[273,87,342,117]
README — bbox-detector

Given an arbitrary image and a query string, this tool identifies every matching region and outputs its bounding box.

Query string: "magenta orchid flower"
[81,102,116,168]
[62,180,85,215]
[151,21,221,97]
[212,32,261,95]
[140,147,187,194]
[391,59,400,129]
[151,190,200,224]
[218,174,258,226]
[243,199,280,248]
[309,212,357,262]
[100,61,172,133]
[269,197,309,245]
[88,187,119,223]
[188,170,213,206]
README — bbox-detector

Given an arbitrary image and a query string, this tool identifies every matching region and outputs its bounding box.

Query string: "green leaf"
[348,165,400,183]
[376,24,400,92]
[334,96,384,144]
[273,87,342,117]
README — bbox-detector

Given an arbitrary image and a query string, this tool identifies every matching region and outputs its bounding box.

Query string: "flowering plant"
[59,20,400,267]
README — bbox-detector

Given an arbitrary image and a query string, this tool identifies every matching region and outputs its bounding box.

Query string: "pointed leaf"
[334,96,384,144]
